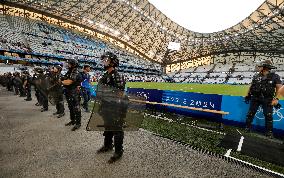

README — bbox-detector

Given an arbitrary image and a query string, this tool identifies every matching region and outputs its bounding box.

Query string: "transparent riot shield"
[32,74,55,105]
[47,78,63,106]
[86,83,146,131]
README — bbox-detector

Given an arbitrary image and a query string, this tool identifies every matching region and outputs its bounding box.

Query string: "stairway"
[5,15,14,29]
[209,64,217,72]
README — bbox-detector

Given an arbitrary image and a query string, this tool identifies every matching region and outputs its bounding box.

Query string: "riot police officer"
[6,72,13,92]
[12,72,21,95]
[80,64,91,112]
[96,52,126,163]
[50,65,65,118]
[245,60,282,138]
[41,70,49,112]
[62,59,82,131]
[23,70,32,101]
[17,72,26,97]
[0,74,4,87]
[32,67,44,107]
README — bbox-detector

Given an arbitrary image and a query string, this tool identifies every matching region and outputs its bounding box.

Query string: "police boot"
[245,126,252,133]
[71,124,81,131]
[57,113,65,118]
[65,121,75,126]
[108,150,123,164]
[96,145,114,154]
[25,98,32,101]
[53,112,59,115]
[41,107,48,112]
[245,119,253,132]
[265,131,274,139]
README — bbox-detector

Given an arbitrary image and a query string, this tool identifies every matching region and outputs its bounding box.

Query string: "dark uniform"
[96,52,126,163]
[19,72,26,97]
[63,59,82,131]
[32,67,44,106]
[32,67,49,111]
[12,72,21,95]
[40,72,49,112]
[0,74,4,87]
[49,65,65,118]
[23,71,32,101]
[245,61,282,137]
[6,72,13,92]
[80,69,91,112]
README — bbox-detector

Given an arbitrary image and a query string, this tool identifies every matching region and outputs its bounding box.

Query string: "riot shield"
[47,79,63,106]
[32,74,53,105]
[86,83,146,131]
[13,76,23,88]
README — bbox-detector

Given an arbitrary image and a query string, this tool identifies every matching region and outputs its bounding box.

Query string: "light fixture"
[114,30,120,35]
[124,35,130,40]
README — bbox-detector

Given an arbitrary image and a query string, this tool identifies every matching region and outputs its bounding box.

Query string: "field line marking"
[224,149,232,157]
[237,136,244,152]
[227,155,284,177]
[145,113,226,135]
[140,128,283,177]
[236,129,242,135]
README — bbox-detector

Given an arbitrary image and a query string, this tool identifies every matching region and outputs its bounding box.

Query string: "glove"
[274,103,281,109]
[60,76,67,81]
[244,96,251,104]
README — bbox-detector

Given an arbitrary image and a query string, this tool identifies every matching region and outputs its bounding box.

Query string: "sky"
[148,0,265,33]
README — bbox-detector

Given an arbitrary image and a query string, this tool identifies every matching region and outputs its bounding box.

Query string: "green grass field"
[126,82,249,96]
[92,82,282,98]
[125,82,283,173]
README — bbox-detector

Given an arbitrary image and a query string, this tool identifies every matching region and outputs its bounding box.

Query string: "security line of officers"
[1,57,284,163]
[0,51,126,163]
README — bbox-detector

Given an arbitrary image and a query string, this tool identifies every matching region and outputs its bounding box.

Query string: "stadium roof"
[148,0,265,33]
[2,0,284,65]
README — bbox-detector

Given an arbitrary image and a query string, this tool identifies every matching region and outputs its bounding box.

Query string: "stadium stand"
[0,14,165,82]
[168,52,284,84]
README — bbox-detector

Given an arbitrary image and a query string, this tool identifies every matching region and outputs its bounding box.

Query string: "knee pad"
[265,112,272,117]
[264,112,273,120]
[74,105,80,112]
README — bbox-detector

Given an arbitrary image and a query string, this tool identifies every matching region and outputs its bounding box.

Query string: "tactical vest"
[250,73,276,98]
[99,71,119,89]
[64,69,81,90]
[24,75,32,87]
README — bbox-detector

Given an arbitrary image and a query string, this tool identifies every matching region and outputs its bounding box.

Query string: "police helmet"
[34,67,44,73]
[13,72,20,76]
[257,60,276,69]
[22,70,29,75]
[67,59,79,67]
[101,52,119,67]
[54,65,62,72]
